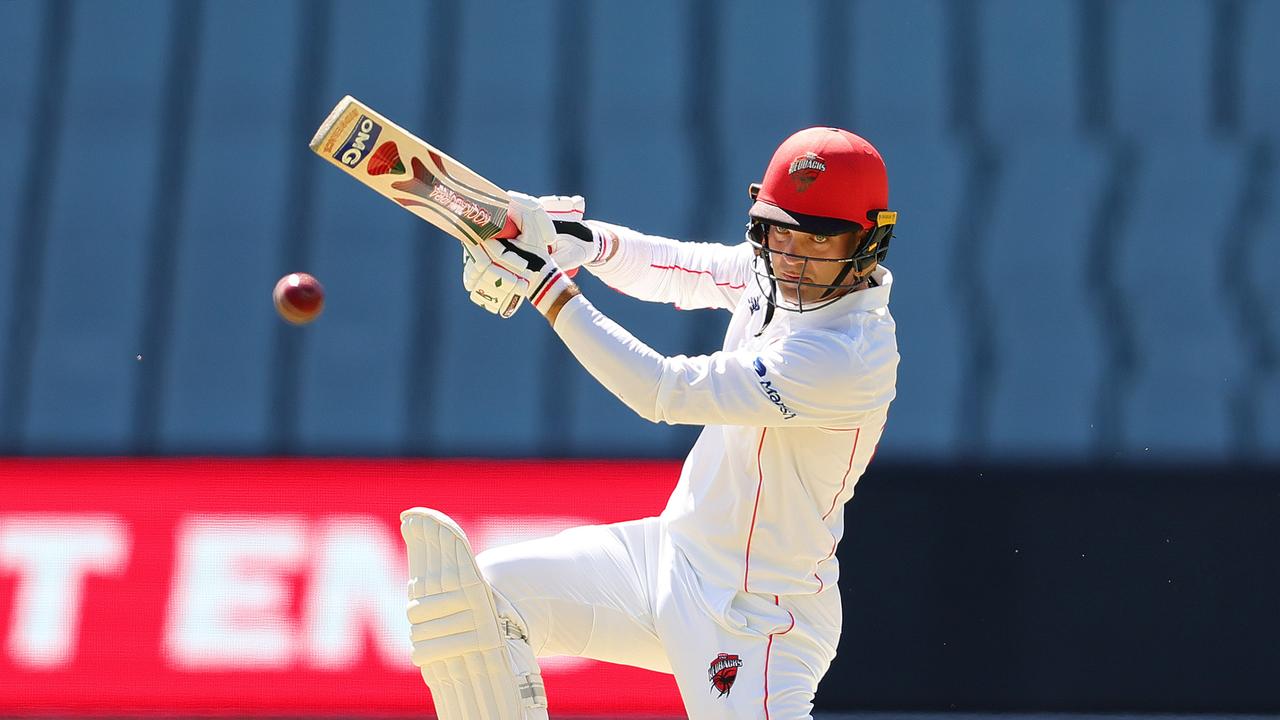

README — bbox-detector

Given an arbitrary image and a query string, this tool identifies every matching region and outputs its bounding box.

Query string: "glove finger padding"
[537,194,585,222]
[461,246,483,291]
[535,195,588,277]
[506,192,557,249]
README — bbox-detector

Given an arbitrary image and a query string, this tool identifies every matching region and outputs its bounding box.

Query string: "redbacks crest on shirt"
[708,652,743,697]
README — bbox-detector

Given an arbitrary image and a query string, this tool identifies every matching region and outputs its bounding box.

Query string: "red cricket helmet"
[749,127,889,234]
[744,127,897,323]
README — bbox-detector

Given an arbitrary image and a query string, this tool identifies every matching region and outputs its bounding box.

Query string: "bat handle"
[494,216,520,239]
[492,215,579,278]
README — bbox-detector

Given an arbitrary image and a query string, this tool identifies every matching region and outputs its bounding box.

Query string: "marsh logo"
[334,115,382,167]
[753,358,796,420]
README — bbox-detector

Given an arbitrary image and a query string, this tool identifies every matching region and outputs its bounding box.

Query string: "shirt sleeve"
[552,294,896,427]
[583,221,755,311]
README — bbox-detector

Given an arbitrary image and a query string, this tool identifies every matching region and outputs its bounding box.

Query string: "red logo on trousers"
[707,653,743,697]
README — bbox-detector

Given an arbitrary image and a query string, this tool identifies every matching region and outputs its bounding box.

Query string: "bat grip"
[494,216,520,239]
[492,215,579,278]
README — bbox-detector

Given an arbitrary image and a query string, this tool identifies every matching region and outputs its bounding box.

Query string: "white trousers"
[476,517,842,719]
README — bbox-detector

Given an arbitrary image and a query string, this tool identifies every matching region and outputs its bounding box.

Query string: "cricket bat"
[309,95,520,249]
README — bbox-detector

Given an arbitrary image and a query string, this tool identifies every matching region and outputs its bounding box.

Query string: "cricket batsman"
[401,127,899,719]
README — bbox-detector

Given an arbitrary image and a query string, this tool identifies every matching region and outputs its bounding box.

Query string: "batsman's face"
[766,225,862,304]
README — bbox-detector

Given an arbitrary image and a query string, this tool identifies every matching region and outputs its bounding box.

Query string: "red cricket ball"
[273,272,325,325]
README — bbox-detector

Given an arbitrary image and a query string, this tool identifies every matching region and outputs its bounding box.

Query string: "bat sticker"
[392,157,506,239]
[333,115,382,168]
[366,142,405,176]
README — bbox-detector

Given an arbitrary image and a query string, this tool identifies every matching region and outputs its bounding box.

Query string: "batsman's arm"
[468,194,891,427]
[575,221,754,312]
[543,290,894,427]
[543,283,581,325]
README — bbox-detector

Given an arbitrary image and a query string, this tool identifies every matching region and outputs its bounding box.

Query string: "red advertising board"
[0,459,686,716]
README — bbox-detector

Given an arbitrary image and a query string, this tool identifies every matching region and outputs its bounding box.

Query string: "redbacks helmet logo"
[707,653,743,697]
[787,151,826,192]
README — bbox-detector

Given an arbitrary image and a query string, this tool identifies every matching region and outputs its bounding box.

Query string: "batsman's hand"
[462,192,576,319]
[536,195,608,272]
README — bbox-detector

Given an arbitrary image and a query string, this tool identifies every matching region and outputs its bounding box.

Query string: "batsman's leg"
[400,508,549,720]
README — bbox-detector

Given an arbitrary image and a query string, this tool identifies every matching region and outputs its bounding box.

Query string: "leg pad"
[401,508,548,720]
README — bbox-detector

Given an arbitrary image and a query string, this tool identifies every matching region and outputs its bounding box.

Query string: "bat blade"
[309,96,517,245]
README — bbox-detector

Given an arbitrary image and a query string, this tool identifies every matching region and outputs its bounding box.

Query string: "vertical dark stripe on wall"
[1078,0,1136,458]
[1210,0,1274,459]
[404,0,462,456]
[1224,143,1275,455]
[946,0,978,133]
[540,0,591,457]
[1210,0,1241,135]
[0,0,72,452]
[1217,1,1272,457]
[816,0,851,126]
[945,0,998,457]
[677,0,724,457]
[1079,0,1110,134]
[132,1,203,453]
[1080,0,1137,471]
[951,145,1000,457]
[268,0,330,454]
[1085,145,1138,459]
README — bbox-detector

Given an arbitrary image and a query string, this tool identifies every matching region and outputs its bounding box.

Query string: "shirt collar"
[786,265,893,327]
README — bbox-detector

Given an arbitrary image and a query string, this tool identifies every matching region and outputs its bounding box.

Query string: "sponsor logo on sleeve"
[752,357,796,420]
[333,115,382,168]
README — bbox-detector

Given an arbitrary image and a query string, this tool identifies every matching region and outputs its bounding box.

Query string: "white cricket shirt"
[553,223,899,598]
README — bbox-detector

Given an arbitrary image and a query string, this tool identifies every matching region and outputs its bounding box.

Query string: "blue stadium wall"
[1,0,1277,712]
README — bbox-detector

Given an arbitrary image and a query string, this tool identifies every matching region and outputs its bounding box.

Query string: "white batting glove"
[539,194,586,222]
[462,192,576,318]
[536,195,610,271]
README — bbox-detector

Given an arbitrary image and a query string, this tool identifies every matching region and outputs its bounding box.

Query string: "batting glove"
[536,195,611,272]
[462,192,576,318]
